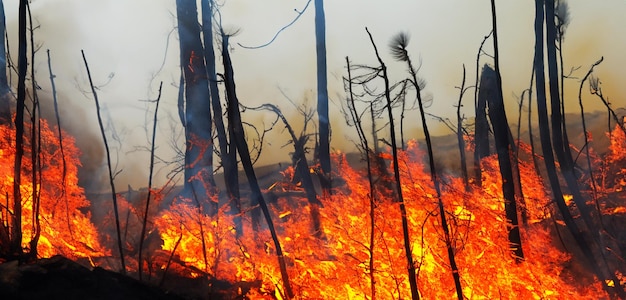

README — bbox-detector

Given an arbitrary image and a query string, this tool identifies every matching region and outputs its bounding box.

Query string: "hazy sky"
[3,0,625,189]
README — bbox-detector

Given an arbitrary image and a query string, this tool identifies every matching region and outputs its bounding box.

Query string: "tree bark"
[221,32,294,299]
[11,0,27,260]
[314,0,331,195]
[176,0,215,212]
[0,0,10,124]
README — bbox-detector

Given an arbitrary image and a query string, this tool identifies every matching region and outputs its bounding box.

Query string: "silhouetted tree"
[221,31,294,299]
[10,0,27,261]
[176,0,215,211]
[390,31,464,299]
[314,0,331,195]
[0,0,10,124]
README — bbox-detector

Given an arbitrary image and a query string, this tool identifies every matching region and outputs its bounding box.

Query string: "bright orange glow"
[0,120,108,261]
[154,140,606,299]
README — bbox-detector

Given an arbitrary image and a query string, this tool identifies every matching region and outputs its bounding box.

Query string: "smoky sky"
[3,0,625,191]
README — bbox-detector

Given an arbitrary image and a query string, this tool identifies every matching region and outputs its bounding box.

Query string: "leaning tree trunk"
[200,0,243,234]
[176,0,215,212]
[221,32,294,299]
[533,0,623,296]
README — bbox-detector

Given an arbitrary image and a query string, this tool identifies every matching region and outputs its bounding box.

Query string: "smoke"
[2,1,624,192]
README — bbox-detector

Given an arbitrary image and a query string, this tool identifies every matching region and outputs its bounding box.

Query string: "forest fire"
[3,118,626,298]
[2,1,626,299]
[0,119,107,261]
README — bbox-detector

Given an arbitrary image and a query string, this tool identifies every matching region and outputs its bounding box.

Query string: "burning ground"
[1,111,626,299]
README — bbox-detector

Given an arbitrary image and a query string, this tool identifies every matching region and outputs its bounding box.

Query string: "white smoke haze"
[2,0,624,191]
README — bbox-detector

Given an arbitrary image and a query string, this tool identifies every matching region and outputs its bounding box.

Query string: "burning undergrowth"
[0,119,107,261]
[151,139,614,299]
[2,119,626,299]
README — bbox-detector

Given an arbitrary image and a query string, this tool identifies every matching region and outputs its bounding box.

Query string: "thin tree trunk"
[456,65,469,190]
[345,56,377,300]
[27,4,41,260]
[47,49,72,239]
[138,82,162,281]
[473,32,492,186]
[0,0,10,124]
[222,33,293,299]
[81,50,126,274]
[366,28,421,300]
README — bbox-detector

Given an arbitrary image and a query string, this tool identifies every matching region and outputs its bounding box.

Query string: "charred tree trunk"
[81,50,125,273]
[314,0,331,196]
[389,30,464,300]
[474,66,492,186]
[176,0,215,212]
[138,82,162,281]
[483,64,524,260]
[366,28,421,300]
[0,0,10,124]
[345,56,377,299]
[200,0,243,234]
[533,1,623,296]
[221,32,294,299]
[456,65,469,190]
[27,5,41,260]
[10,0,28,260]
[473,32,492,186]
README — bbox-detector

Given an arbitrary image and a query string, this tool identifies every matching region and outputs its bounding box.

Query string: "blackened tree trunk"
[221,32,294,299]
[314,0,331,195]
[390,31,464,299]
[10,0,28,260]
[0,0,10,124]
[366,28,421,300]
[533,0,623,296]
[200,0,242,234]
[176,0,215,211]
[474,66,492,186]
[483,65,524,261]
[456,65,469,190]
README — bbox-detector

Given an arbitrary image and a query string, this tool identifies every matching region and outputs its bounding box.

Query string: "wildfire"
[2,118,624,298]
[152,141,607,299]
[0,120,107,261]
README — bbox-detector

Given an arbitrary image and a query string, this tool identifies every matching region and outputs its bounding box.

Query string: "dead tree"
[138,82,163,281]
[456,65,470,190]
[314,0,331,196]
[473,32,492,186]
[221,32,293,299]
[199,0,243,234]
[176,0,216,213]
[81,50,125,273]
[10,0,27,261]
[344,56,378,299]
[481,63,524,260]
[366,28,421,300]
[389,31,464,300]
[533,0,623,296]
[0,0,10,124]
